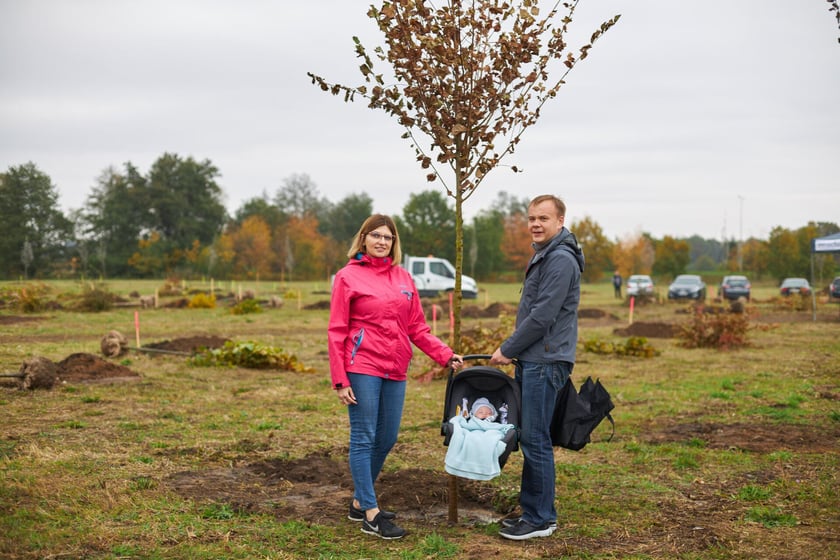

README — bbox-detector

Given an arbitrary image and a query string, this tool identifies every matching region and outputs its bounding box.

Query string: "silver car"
[626,275,654,296]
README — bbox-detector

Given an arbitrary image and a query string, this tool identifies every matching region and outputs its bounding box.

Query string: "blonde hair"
[346,214,402,264]
[529,195,566,217]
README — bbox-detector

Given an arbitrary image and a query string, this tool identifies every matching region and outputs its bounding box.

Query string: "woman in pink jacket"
[329,214,463,540]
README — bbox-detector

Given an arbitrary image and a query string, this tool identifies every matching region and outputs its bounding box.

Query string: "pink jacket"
[328,253,454,389]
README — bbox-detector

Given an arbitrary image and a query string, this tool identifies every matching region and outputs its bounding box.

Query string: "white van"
[403,255,478,299]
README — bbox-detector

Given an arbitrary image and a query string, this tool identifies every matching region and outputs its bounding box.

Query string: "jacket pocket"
[350,328,365,365]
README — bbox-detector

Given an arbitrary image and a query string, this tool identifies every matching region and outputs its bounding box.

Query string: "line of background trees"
[1,156,838,285]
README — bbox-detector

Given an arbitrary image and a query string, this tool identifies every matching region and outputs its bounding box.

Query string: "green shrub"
[190,340,312,372]
[230,298,262,315]
[583,336,660,358]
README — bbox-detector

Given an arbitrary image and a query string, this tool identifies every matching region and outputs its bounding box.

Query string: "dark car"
[779,277,811,296]
[719,275,751,301]
[668,274,706,301]
[830,277,840,300]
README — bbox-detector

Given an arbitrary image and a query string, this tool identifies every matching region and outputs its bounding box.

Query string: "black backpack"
[550,376,615,451]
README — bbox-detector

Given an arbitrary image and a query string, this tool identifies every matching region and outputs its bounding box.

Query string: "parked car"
[830,276,840,300]
[719,275,751,301]
[667,274,706,301]
[626,274,654,297]
[779,277,811,296]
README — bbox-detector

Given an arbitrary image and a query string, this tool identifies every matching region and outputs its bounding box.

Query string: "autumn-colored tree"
[767,226,803,281]
[501,211,533,272]
[571,215,612,283]
[276,215,328,281]
[212,232,236,280]
[740,238,770,280]
[128,232,165,278]
[652,236,691,279]
[309,0,619,346]
[228,216,273,280]
[612,232,654,279]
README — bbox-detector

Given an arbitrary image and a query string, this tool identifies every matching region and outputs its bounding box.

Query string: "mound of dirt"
[460,302,518,318]
[613,321,679,338]
[56,353,140,383]
[143,336,230,354]
[579,308,611,319]
[165,450,502,524]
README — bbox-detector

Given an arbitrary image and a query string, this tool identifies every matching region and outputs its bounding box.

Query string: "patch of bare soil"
[0,315,42,325]
[613,321,679,338]
[143,335,230,354]
[641,420,840,453]
[56,353,141,384]
[163,420,838,558]
[165,450,497,525]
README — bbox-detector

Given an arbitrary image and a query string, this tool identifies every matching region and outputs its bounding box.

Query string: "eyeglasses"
[367,232,395,243]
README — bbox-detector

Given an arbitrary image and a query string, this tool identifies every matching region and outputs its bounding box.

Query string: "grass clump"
[743,506,797,528]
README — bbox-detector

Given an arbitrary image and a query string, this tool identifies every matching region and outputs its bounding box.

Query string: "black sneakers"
[500,517,557,530]
[348,503,396,522]
[361,512,406,539]
[499,519,556,540]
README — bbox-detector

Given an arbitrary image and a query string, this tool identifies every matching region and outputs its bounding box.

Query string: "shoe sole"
[361,525,405,540]
[499,526,556,541]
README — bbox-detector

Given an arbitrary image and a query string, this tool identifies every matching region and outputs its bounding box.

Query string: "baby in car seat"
[445,396,516,480]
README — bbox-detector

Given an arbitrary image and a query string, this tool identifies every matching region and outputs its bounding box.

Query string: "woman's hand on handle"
[448,354,464,371]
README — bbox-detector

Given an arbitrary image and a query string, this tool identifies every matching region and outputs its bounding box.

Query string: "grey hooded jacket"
[500,228,584,364]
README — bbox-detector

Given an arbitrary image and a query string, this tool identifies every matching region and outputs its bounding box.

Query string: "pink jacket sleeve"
[327,273,351,389]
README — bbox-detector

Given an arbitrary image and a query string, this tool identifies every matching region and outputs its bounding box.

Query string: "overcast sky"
[2,0,838,241]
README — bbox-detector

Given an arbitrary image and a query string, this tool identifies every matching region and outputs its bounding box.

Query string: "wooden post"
[448,474,458,524]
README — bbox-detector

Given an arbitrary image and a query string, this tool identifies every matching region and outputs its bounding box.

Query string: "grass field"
[1,278,838,559]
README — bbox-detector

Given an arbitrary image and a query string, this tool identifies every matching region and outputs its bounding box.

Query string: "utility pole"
[737,195,744,272]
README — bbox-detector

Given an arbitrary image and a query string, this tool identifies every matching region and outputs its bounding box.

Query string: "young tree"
[309,0,620,345]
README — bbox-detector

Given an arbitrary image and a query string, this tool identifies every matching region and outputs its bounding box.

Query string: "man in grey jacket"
[490,194,584,541]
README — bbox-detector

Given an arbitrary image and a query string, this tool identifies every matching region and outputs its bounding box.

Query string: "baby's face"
[474,405,494,419]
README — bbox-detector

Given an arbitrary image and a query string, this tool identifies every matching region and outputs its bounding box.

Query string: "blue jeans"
[346,373,406,511]
[516,360,571,525]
